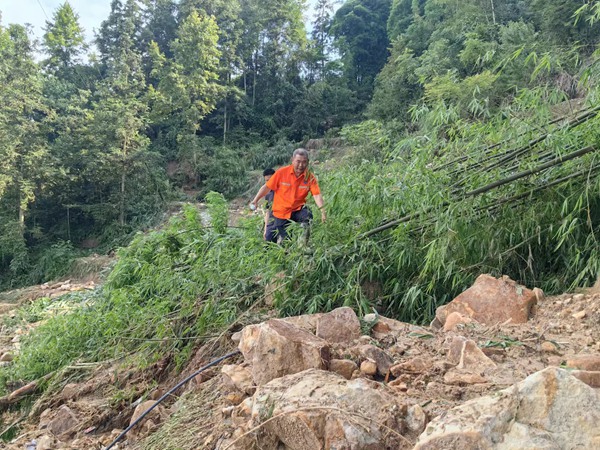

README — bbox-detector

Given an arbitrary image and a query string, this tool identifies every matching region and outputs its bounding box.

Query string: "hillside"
[0,273,598,449]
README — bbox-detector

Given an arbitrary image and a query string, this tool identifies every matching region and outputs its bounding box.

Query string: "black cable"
[104,350,241,450]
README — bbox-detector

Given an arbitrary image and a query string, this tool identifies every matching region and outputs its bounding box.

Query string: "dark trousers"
[265,206,313,243]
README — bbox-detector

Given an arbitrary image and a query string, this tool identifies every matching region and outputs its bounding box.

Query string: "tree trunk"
[223,101,228,144]
[490,0,496,24]
[119,168,126,226]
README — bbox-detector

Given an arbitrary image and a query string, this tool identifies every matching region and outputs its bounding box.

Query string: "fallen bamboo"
[361,145,597,238]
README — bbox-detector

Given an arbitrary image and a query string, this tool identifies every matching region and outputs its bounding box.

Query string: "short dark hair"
[263,168,275,176]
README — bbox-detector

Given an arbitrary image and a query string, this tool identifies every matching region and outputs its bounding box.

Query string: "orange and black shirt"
[266,165,321,219]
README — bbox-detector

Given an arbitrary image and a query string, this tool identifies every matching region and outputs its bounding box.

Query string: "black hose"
[104,350,241,450]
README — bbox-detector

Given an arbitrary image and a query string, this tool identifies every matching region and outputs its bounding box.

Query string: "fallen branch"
[0,372,54,412]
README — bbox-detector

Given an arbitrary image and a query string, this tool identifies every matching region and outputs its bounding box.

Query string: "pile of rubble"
[215,274,600,449]
[5,274,600,449]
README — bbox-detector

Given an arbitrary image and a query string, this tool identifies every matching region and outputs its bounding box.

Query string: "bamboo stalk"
[439,106,600,176]
[361,146,598,238]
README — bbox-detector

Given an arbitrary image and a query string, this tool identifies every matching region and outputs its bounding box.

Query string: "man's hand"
[320,208,327,223]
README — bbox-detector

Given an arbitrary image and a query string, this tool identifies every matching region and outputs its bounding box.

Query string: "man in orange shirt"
[251,148,326,243]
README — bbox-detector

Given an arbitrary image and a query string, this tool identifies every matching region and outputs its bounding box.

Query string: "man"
[251,148,326,243]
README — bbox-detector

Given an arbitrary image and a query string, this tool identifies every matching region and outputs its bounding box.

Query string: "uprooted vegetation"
[2,84,600,446]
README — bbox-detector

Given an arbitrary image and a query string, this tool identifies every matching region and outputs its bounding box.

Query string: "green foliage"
[205,192,228,233]
[42,1,86,73]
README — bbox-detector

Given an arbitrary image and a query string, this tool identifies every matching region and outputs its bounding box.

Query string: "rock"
[129,400,165,435]
[436,274,538,327]
[540,341,559,353]
[224,392,245,405]
[390,357,432,376]
[447,337,496,372]
[240,369,411,450]
[388,379,408,391]
[280,313,324,334]
[0,352,14,362]
[231,331,242,344]
[329,359,358,380]
[316,307,361,344]
[573,293,585,302]
[407,404,427,434]
[358,344,394,376]
[360,359,377,376]
[222,364,255,395]
[363,314,411,338]
[442,312,473,332]
[443,369,487,385]
[429,317,443,330]
[415,367,600,450]
[566,354,600,371]
[239,319,330,385]
[194,368,216,385]
[571,370,600,388]
[36,434,55,450]
[546,355,563,367]
[572,310,587,319]
[46,405,79,436]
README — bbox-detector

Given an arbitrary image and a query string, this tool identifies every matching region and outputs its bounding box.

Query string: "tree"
[149,11,222,187]
[42,1,86,74]
[0,24,50,273]
[369,42,421,122]
[309,0,338,81]
[179,0,244,143]
[330,0,392,106]
[96,0,144,67]
[92,0,159,226]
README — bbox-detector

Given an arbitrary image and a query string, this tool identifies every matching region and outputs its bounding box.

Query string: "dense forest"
[1,0,600,292]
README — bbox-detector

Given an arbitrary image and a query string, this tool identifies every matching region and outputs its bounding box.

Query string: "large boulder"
[239,319,330,385]
[227,369,415,450]
[436,274,540,327]
[415,367,600,449]
[316,307,361,344]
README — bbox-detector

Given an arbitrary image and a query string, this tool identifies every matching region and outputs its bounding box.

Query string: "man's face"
[264,174,272,183]
[292,155,308,176]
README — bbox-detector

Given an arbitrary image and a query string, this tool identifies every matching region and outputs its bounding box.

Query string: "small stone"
[231,331,242,344]
[36,435,55,450]
[47,405,79,436]
[443,312,473,332]
[407,404,427,434]
[443,370,487,385]
[546,356,563,367]
[572,310,586,319]
[360,359,377,376]
[222,406,235,417]
[329,359,358,380]
[573,293,585,302]
[541,341,559,354]
[388,379,408,391]
[224,392,245,405]
[0,352,14,362]
[390,357,432,376]
[358,344,394,376]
